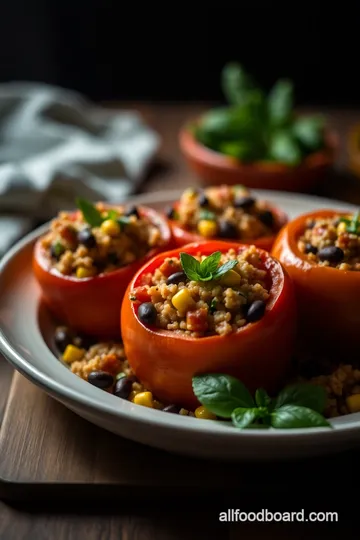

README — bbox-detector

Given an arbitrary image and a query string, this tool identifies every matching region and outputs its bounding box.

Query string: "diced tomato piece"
[186,308,209,333]
[133,286,151,303]
[59,225,77,244]
[101,354,122,375]
[158,258,181,277]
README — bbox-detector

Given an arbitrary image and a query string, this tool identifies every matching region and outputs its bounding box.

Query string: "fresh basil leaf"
[106,209,119,220]
[231,408,258,429]
[192,373,255,418]
[200,251,221,277]
[271,405,331,429]
[255,388,272,408]
[180,252,201,281]
[76,198,104,227]
[198,209,216,221]
[212,259,239,279]
[269,130,302,166]
[292,115,325,151]
[221,62,255,106]
[274,383,326,414]
[267,79,294,127]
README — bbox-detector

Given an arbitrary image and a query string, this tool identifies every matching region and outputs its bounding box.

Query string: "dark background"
[0,5,359,106]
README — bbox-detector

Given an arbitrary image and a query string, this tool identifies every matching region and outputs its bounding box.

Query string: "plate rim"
[1,188,360,443]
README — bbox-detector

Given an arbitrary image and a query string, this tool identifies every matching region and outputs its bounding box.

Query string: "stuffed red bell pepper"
[272,208,360,356]
[33,198,172,338]
[165,184,288,251]
[121,240,297,409]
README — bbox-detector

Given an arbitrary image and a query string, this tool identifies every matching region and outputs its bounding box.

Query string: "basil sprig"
[193,62,326,166]
[180,251,238,283]
[339,210,360,235]
[192,374,331,429]
[76,198,131,230]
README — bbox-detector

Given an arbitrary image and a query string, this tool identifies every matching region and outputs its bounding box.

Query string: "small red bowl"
[179,121,338,193]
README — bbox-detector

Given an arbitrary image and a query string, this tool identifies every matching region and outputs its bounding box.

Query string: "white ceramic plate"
[1,189,360,462]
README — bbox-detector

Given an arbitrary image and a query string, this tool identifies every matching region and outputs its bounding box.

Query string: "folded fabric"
[0,82,160,256]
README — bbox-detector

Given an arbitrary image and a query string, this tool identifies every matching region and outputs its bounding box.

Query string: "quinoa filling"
[297,212,360,270]
[166,185,280,240]
[40,201,162,278]
[130,246,271,337]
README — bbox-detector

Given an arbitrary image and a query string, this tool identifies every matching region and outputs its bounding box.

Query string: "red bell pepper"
[33,206,172,339]
[272,208,360,356]
[121,240,297,409]
[168,201,288,252]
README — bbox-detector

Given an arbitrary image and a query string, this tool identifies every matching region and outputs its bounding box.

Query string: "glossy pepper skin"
[272,208,360,356]
[121,240,297,410]
[33,206,172,339]
[168,202,288,252]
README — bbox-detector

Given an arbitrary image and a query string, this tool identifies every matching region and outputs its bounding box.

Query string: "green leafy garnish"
[52,241,65,258]
[339,211,360,235]
[75,197,131,231]
[192,373,332,430]
[179,251,238,283]
[76,198,104,227]
[192,374,254,418]
[193,62,326,165]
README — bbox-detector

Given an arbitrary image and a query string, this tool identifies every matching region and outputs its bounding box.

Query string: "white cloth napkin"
[0,82,160,255]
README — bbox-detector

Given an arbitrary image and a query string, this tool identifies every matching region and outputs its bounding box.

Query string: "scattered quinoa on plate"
[40,201,162,278]
[297,211,360,270]
[167,184,283,240]
[130,246,270,337]
[54,325,360,421]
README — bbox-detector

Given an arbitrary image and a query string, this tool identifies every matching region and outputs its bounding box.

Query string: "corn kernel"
[133,391,154,408]
[76,266,96,279]
[337,221,347,234]
[197,219,217,238]
[62,344,85,363]
[346,394,360,413]
[195,406,217,420]
[129,390,139,402]
[172,288,196,312]
[100,219,121,237]
[218,269,241,286]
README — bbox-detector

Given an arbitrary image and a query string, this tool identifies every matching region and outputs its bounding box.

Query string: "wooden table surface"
[1,103,360,539]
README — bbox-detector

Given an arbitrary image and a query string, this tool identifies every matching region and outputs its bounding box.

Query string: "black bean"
[163,404,180,414]
[166,271,187,285]
[245,300,266,323]
[198,193,209,207]
[234,196,256,210]
[54,326,73,353]
[138,302,157,325]
[114,377,133,399]
[218,220,238,239]
[88,371,114,389]
[318,246,344,263]
[307,220,316,229]
[165,206,176,219]
[78,227,96,248]
[305,243,318,255]
[258,210,274,228]
[125,205,140,219]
